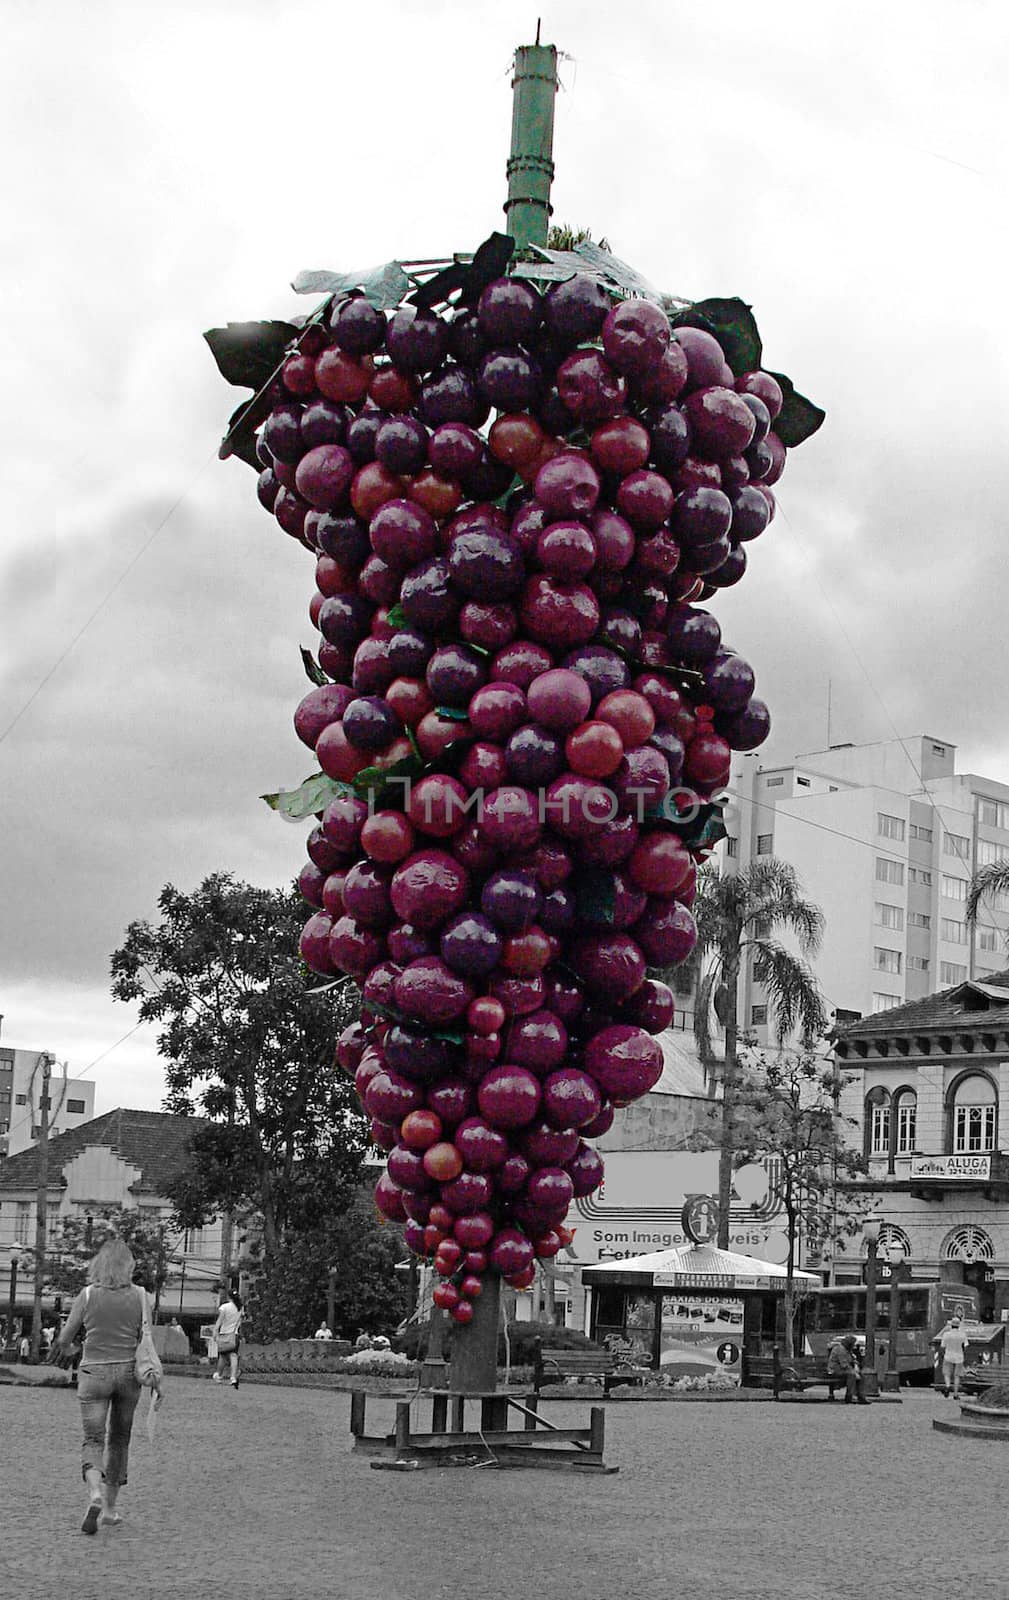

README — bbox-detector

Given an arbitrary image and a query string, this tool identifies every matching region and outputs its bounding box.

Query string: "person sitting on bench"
[827,1334,868,1404]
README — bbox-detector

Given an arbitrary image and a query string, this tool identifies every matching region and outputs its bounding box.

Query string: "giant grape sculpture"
[208,237,823,1324]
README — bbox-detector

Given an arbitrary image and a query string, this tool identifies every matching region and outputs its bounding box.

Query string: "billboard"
[571,1150,789,1265]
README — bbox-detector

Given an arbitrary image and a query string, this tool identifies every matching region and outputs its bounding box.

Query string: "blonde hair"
[88,1238,136,1289]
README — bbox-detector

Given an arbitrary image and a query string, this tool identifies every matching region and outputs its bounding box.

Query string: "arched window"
[864,1087,890,1157]
[878,1223,912,1263]
[941,1224,994,1264]
[895,1091,917,1155]
[949,1073,997,1154]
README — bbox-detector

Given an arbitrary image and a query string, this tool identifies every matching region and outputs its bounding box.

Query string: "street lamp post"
[882,1245,906,1395]
[7,1250,20,1356]
[862,1215,881,1400]
[327,1266,339,1334]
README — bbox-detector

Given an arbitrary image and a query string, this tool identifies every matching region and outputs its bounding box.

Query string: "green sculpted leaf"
[575,869,618,927]
[204,321,297,390]
[300,648,328,687]
[671,298,763,378]
[385,604,408,631]
[767,372,826,447]
[291,262,411,310]
[261,772,351,820]
[351,751,424,804]
[435,706,471,722]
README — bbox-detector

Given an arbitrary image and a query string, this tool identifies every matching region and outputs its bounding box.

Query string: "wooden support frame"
[351,1388,617,1474]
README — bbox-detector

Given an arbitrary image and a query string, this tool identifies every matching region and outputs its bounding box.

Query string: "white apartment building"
[722,734,1009,1035]
[0,1046,96,1158]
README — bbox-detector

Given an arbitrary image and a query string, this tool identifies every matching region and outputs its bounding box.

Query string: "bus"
[799,1282,980,1382]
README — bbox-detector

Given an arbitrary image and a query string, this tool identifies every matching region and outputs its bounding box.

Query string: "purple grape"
[716,695,771,751]
[312,512,369,566]
[666,604,722,664]
[706,546,748,588]
[332,297,387,355]
[346,408,385,463]
[700,649,756,711]
[262,404,302,464]
[543,273,611,346]
[481,868,542,932]
[728,484,772,542]
[386,307,448,373]
[420,365,484,428]
[478,278,542,344]
[426,643,486,707]
[439,911,504,977]
[300,400,350,449]
[477,349,542,412]
[447,527,526,601]
[375,414,429,475]
[387,626,433,677]
[671,485,733,547]
[504,723,566,786]
[560,644,631,702]
[399,557,459,632]
[343,695,403,752]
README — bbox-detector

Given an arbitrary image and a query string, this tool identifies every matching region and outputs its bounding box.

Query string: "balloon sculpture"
[207,234,823,1325]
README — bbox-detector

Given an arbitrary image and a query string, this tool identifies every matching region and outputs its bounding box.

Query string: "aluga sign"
[909,1155,991,1180]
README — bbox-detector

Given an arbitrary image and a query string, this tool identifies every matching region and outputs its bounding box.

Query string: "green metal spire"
[504,38,559,253]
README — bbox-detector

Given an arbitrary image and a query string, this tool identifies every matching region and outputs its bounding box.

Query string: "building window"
[834,1007,862,1025]
[65,1098,85,1114]
[183,1227,206,1255]
[30,1126,41,1140]
[941,875,967,902]
[725,837,737,858]
[870,1102,890,1154]
[909,823,933,843]
[908,867,933,886]
[47,1202,61,1243]
[15,1202,31,1245]
[756,835,773,855]
[908,911,931,929]
[897,1096,917,1154]
[908,955,930,971]
[765,777,783,789]
[940,962,967,985]
[976,839,1009,868]
[941,918,967,945]
[878,813,906,841]
[871,992,901,1013]
[875,903,904,932]
[977,799,1009,830]
[796,776,810,788]
[955,1104,997,1154]
[977,927,1000,953]
[750,1005,767,1025]
[874,948,902,974]
[950,1075,997,1154]
[14,1093,26,1105]
[875,859,904,886]
[943,832,970,859]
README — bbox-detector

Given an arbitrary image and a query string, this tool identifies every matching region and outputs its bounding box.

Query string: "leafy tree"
[733,1052,867,1355]
[25,1205,169,1301]
[110,873,367,1260]
[546,224,612,252]
[241,1184,407,1342]
[691,859,829,1248]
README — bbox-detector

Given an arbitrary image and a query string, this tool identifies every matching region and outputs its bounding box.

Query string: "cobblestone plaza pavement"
[2,1381,1006,1600]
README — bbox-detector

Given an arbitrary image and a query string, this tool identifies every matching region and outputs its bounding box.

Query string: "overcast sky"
[1,0,1007,1119]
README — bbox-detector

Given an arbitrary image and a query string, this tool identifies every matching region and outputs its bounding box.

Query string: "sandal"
[101,1512,123,1527]
[81,1501,102,1536]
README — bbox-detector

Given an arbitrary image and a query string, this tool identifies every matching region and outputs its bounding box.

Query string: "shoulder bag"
[135,1285,164,1389]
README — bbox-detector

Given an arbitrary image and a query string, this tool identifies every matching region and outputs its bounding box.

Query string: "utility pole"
[153,1224,166,1321]
[30,1052,53,1363]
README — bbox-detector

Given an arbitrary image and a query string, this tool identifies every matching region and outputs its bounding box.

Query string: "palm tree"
[691,858,828,1249]
[966,864,1009,940]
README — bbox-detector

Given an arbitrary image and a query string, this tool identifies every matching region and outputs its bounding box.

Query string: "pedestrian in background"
[314,1321,333,1340]
[51,1237,163,1534]
[826,1333,868,1404]
[212,1288,243,1389]
[935,1313,968,1399]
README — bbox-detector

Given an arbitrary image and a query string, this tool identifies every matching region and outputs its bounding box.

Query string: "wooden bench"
[747,1347,846,1400]
[532,1341,646,1394]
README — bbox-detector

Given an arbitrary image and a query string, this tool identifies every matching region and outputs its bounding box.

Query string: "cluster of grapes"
[250,271,791,1323]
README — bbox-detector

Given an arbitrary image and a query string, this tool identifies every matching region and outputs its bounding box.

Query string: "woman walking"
[52,1238,163,1534]
[212,1287,243,1388]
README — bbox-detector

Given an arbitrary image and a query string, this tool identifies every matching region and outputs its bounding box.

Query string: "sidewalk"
[0,1382,1000,1600]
